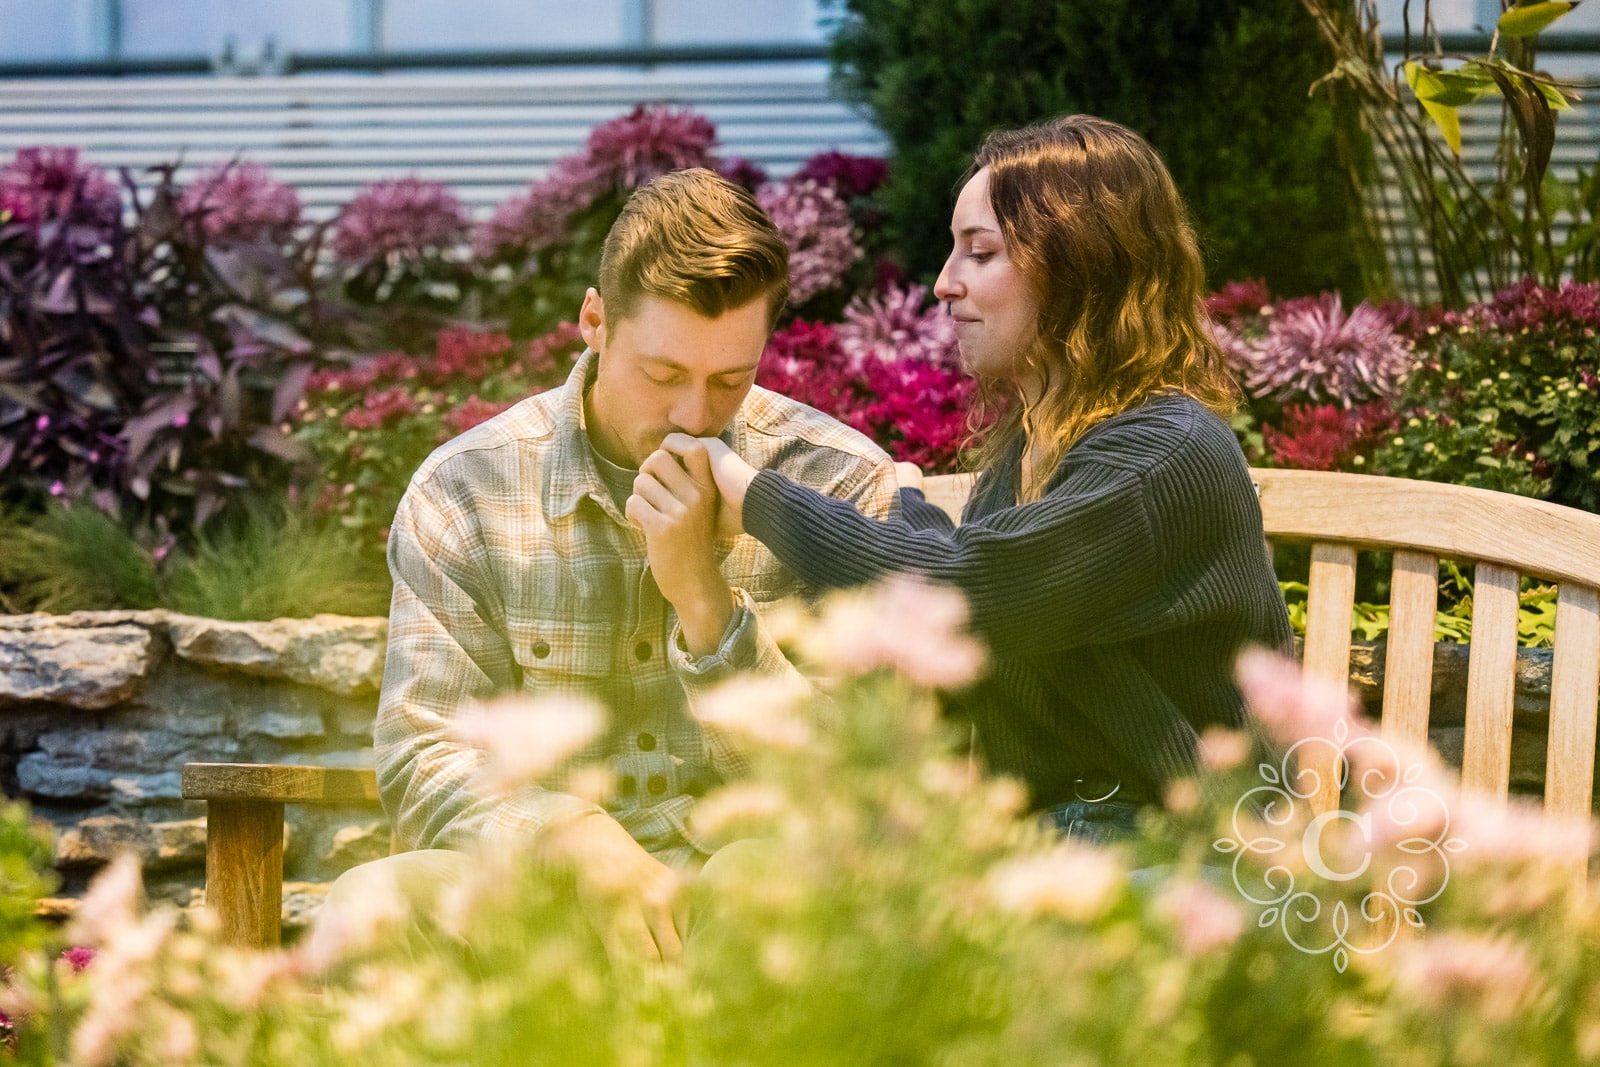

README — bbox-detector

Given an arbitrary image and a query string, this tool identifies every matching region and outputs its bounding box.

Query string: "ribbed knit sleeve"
[745,461,1171,661]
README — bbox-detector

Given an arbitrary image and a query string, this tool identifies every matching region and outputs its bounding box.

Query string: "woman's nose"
[933,257,961,302]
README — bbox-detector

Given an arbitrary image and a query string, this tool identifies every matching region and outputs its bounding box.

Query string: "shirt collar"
[545,349,616,521]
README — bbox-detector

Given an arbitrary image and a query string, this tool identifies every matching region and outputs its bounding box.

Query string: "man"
[321,168,899,963]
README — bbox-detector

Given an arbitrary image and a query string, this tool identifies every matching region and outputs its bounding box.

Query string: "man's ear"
[578,288,607,352]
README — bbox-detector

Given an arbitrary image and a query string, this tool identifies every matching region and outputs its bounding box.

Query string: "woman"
[669,115,1291,840]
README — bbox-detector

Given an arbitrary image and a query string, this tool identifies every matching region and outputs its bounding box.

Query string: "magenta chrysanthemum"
[836,283,957,366]
[793,151,888,201]
[180,161,301,244]
[1232,293,1415,406]
[581,103,718,191]
[331,177,469,263]
[756,179,862,307]
[0,146,121,232]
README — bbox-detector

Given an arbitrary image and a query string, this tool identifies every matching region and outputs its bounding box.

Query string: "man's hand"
[541,812,686,965]
[627,443,734,656]
[662,434,758,538]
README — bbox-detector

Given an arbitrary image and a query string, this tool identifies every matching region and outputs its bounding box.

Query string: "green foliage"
[162,501,392,621]
[1279,570,1557,648]
[12,583,1600,1064]
[0,502,160,614]
[0,498,389,620]
[825,0,1366,295]
[1373,312,1600,512]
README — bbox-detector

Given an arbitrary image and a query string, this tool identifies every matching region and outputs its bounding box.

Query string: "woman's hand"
[661,433,756,538]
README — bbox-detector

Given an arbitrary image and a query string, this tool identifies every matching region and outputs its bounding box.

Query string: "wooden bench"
[182,467,1600,946]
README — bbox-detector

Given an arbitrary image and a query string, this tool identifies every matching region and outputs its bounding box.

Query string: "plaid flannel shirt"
[375,350,900,867]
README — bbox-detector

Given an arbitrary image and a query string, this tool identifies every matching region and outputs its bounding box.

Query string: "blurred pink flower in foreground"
[1235,646,1364,753]
[987,845,1124,922]
[1156,879,1246,956]
[448,693,606,794]
[800,576,987,689]
[1392,931,1543,1023]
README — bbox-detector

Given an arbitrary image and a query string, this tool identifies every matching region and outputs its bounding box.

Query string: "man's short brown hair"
[597,168,791,329]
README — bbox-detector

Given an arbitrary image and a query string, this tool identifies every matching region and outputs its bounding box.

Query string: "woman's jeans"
[1041,799,1142,847]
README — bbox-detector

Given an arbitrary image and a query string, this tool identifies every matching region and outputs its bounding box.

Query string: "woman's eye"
[969,251,994,263]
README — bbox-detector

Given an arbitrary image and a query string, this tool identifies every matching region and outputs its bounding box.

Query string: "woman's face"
[934,167,1040,387]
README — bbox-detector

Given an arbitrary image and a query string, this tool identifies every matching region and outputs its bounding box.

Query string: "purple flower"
[581,104,718,192]
[716,156,768,192]
[0,146,121,233]
[836,283,957,366]
[473,157,597,260]
[756,179,863,307]
[1204,279,1272,323]
[60,946,95,972]
[794,151,888,201]
[331,177,469,263]
[179,161,301,244]
[1231,293,1415,406]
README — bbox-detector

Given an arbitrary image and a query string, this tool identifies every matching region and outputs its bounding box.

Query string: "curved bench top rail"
[1251,469,1600,590]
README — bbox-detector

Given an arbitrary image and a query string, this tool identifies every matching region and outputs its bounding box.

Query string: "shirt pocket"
[506,616,614,688]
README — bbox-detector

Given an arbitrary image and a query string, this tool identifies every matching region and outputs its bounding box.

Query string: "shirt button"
[618,775,637,796]
[637,732,656,751]
[531,639,551,659]
[684,777,707,797]
[646,774,667,796]
[635,641,652,662]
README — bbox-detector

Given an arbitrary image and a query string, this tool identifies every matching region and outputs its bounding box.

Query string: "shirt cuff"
[669,588,759,677]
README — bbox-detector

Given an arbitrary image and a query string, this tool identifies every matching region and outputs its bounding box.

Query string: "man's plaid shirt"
[375,351,900,866]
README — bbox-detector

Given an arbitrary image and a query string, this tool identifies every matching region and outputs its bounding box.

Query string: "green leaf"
[1498,2,1578,39]
[1404,63,1465,154]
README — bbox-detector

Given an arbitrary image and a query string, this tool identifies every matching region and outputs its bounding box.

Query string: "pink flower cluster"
[179,162,301,244]
[1203,278,1272,323]
[1445,278,1600,344]
[427,328,513,384]
[793,151,889,202]
[475,104,718,260]
[1261,401,1394,472]
[1221,292,1415,406]
[0,146,121,233]
[331,177,470,263]
[342,385,420,430]
[756,179,863,307]
[757,318,977,472]
[836,283,957,367]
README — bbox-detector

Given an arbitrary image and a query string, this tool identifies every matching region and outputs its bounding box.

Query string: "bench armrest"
[181,763,382,948]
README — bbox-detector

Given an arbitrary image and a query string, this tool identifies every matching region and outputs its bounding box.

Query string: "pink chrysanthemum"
[179,161,301,244]
[0,146,121,232]
[756,179,863,307]
[331,177,469,263]
[1234,293,1415,406]
[581,103,718,191]
[836,283,957,366]
[1204,278,1272,323]
[793,151,888,201]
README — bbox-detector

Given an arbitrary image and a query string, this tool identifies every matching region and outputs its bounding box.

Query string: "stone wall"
[0,611,389,929]
[1,613,1593,932]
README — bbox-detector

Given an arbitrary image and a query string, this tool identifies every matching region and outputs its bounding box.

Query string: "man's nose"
[670,389,715,436]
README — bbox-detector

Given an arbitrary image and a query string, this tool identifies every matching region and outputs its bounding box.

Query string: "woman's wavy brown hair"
[964,115,1237,502]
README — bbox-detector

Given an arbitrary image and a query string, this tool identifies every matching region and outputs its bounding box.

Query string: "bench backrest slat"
[1301,542,1358,813]
[1381,548,1439,750]
[1547,584,1600,823]
[1460,562,1521,797]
